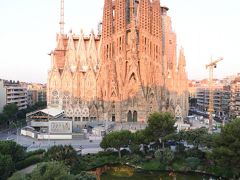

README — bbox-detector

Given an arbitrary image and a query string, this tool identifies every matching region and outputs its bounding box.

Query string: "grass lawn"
[140,160,162,170]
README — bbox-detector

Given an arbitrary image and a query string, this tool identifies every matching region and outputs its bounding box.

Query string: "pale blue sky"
[0,0,239,83]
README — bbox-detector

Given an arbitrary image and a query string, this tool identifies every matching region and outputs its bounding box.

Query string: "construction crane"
[206,57,223,133]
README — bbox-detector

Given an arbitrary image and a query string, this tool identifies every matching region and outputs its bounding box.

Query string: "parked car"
[6,137,14,141]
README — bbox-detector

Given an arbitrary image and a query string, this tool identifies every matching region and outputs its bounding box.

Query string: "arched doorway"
[112,114,115,122]
[133,111,137,122]
[127,111,132,122]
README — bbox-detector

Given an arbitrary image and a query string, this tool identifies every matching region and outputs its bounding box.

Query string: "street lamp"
[48,111,50,148]
[10,122,18,144]
[159,138,162,149]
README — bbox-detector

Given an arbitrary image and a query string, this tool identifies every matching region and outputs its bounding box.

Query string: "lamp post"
[10,122,18,144]
[48,111,50,149]
[16,125,18,144]
[159,138,162,149]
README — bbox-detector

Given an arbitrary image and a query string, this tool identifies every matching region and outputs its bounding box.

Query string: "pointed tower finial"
[59,0,65,34]
[80,29,84,35]
[91,29,95,35]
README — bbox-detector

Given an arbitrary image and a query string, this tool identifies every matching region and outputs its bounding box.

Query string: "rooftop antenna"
[59,0,65,34]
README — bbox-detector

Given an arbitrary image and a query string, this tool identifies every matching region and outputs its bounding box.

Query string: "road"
[0,122,148,153]
[189,115,221,132]
[0,120,220,153]
[0,129,102,153]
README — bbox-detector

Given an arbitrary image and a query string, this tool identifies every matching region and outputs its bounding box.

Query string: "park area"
[0,112,239,179]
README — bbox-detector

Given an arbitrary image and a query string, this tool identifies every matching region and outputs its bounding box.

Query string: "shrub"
[186,148,205,159]
[15,155,42,170]
[30,161,73,180]
[75,171,96,180]
[184,157,201,170]
[45,145,79,168]
[25,149,45,158]
[8,172,30,180]
[121,149,131,156]
[0,141,25,162]
[121,154,143,165]
[154,148,174,165]
[97,151,115,157]
[0,154,14,180]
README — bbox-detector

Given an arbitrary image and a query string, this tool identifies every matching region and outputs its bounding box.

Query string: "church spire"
[77,29,87,68]
[115,0,126,32]
[139,0,151,32]
[152,0,162,39]
[129,0,135,22]
[51,52,58,70]
[102,0,113,39]
[178,47,186,72]
[59,0,65,34]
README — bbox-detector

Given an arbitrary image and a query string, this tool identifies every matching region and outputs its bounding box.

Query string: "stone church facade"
[47,0,189,123]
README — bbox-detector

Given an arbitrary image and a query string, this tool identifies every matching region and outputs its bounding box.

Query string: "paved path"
[17,164,37,175]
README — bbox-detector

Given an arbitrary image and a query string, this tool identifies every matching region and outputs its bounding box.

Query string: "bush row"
[15,155,42,170]
[25,149,45,159]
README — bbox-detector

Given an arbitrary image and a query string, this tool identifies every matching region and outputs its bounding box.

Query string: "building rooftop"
[40,108,64,117]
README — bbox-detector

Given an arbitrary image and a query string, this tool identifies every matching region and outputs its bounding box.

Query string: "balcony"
[18,105,27,110]
[7,94,27,99]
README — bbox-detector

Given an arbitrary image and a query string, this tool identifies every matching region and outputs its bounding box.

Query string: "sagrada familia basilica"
[47,0,189,123]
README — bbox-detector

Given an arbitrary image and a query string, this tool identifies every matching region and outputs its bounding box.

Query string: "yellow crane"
[206,57,223,133]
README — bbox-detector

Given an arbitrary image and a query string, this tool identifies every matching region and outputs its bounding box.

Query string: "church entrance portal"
[112,114,115,122]
[127,110,138,122]
[127,111,132,122]
[133,111,137,122]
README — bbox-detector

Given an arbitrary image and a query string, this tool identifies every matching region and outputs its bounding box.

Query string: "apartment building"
[230,75,240,118]
[196,84,230,118]
[24,83,47,106]
[0,79,27,112]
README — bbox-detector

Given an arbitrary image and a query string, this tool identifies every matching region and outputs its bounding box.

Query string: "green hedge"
[15,155,42,170]
[25,149,45,158]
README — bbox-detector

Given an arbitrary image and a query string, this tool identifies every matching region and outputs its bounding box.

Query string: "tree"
[0,153,14,180]
[164,131,186,155]
[132,130,147,145]
[33,101,47,110]
[211,118,240,178]
[16,110,26,119]
[184,127,209,149]
[130,130,150,154]
[0,141,25,162]
[100,130,132,158]
[45,145,79,168]
[145,112,176,142]
[0,113,8,127]
[3,103,18,118]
